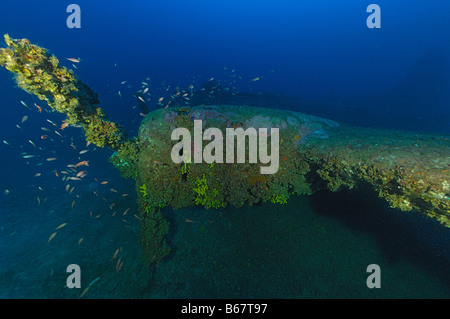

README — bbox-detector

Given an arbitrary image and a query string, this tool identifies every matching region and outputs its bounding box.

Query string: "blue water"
[0,0,449,298]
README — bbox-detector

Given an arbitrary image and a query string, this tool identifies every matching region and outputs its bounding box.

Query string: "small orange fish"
[79,287,90,299]
[74,161,89,168]
[110,188,118,193]
[48,232,57,243]
[100,181,108,185]
[185,218,195,223]
[283,156,287,161]
[123,208,130,216]
[61,122,69,130]
[111,249,119,261]
[56,223,67,230]
[41,135,48,139]
[66,57,80,63]
[34,103,42,113]
[116,258,121,271]
[76,171,86,177]
[161,101,172,114]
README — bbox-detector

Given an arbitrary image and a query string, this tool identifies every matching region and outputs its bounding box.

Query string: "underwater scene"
[0,1,449,300]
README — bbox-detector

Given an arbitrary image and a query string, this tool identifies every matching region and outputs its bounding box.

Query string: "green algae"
[193,174,225,209]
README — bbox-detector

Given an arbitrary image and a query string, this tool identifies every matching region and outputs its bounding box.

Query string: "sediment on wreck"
[138,105,450,227]
[135,104,449,264]
[300,126,450,227]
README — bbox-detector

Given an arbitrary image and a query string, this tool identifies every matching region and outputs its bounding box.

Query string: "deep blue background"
[1,3,449,96]
[1,1,449,118]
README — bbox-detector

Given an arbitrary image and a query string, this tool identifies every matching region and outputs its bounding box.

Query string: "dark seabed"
[1,152,449,298]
